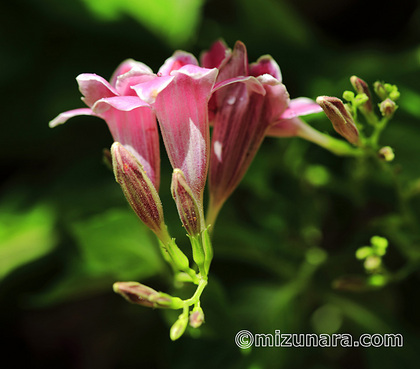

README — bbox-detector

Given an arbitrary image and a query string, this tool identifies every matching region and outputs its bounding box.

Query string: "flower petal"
[280,97,323,119]
[49,108,95,128]
[158,51,198,76]
[92,96,150,114]
[249,55,282,81]
[200,39,231,69]
[213,76,266,96]
[101,106,161,190]
[110,59,153,87]
[266,117,304,137]
[77,74,118,107]
[115,63,156,96]
[132,75,175,104]
[216,40,248,83]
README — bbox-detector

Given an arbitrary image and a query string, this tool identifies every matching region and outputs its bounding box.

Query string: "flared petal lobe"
[200,39,231,69]
[158,51,199,76]
[49,108,95,128]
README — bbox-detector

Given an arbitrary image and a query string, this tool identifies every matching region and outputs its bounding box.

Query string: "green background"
[1,0,419,368]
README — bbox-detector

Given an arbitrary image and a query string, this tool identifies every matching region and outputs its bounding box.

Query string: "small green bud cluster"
[355,236,389,287]
[317,76,400,156]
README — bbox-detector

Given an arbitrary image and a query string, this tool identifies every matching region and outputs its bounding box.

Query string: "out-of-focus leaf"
[30,208,165,306]
[236,0,312,46]
[71,208,163,279]
[0,203,56,280]
[82,0,204,46]
[399,86,420,118]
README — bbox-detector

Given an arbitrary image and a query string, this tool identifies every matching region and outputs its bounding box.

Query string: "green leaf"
[30,208,165,306]
[82,0,204,46]
[0,203,56,280]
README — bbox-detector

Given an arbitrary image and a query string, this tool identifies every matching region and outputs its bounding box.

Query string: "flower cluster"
[51,40,362,340]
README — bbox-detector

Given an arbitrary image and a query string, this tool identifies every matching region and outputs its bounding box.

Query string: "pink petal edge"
[280,97,323,119]
[49,108,94,128]
[92,96,151,114]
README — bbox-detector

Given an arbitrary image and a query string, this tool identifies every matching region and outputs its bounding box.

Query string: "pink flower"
[50,60,161,189]
[201,40,321,222]
[133,53,218,203]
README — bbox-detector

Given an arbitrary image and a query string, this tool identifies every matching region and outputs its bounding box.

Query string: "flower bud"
[189,307,205,328]
[378,146,395,162]
[113,282,183,309]
[170,314,189,341]
[111,142,165,236]
[350,76,373,112]
[379,98,397,117]
[355,246,373,260]
[371,235,388,255]
[364,255,382,272]
[316,96,359,145]
[374,81,388,100]
[342,90,355,102]
[171,169,202,236]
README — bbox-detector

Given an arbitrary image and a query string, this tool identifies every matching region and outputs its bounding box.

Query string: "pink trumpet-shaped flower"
[133,53,218,203]
[201,40,322,222]
[50,60,161,189]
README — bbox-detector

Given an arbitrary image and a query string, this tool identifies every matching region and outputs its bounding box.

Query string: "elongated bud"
[189,306,205,328]
[316,96,359,145]
[350,76,373,112]
[111,142,165,236]
[171,169,202,236]
[113,282,183,309]
[379,98,397,117]
[170,314,189,341]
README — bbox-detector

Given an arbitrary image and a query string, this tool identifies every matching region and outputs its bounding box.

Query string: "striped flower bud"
[111,142,166,238]
[350,76,373,112]
[171,168,202,236]
[113,282,183,309]
[316,96,359,145]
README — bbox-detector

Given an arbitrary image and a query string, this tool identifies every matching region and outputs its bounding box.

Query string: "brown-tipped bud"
[378,146,395,162]
[373,81,388,100]
[113,282,183,309]
[379,98,397,117]
[189,307,205,328]
[113,282,158,307]
[171,169,202,236]
[350,76,373,112]
[111,142,164,236]
[316,96,359,145]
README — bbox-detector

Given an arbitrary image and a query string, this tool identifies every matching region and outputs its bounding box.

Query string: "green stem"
[369,117,389,147]
[296,121,363,157]
[157,228,199,284]
[184,279,208,306]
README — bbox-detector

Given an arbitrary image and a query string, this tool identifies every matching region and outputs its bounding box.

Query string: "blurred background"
[1,0,420,368]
